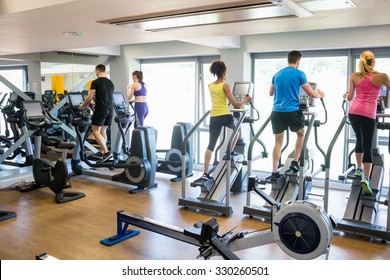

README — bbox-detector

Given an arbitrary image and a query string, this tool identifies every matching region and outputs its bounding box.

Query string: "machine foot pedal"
[100,229,140,246]
[190,177,215,192]
[359,189,379,201]
[260,175,285,185]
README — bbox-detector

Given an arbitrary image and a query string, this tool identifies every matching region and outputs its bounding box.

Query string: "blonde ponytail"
[359,50,376,77]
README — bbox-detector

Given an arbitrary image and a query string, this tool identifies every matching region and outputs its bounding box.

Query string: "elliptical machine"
[0,92,35,167]
[244,83,327,220]
[20,100,85,204]
[178,81,255,216]
[326,94,390,242]
[68,92,157,194]
[111,92,135,163]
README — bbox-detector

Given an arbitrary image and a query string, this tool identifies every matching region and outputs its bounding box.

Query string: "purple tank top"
[134,83,147,97]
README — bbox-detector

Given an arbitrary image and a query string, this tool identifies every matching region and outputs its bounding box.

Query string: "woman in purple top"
[343,50,390,195]
[127,70,149,128]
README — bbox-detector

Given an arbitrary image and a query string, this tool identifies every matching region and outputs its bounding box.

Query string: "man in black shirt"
[79,64,114,162]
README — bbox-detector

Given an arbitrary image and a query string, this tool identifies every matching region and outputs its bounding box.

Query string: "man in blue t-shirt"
[269,51,324,180]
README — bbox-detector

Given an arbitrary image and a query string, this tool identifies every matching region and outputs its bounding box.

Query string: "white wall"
[1,24,390,97]
[242,25,390,53]
[115,25,390,86]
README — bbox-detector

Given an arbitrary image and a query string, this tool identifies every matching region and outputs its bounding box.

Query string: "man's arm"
[269,84,275,96]
[80,89,95,109]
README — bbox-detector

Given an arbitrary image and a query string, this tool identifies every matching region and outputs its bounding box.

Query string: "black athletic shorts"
[271,110,304,134]
[91,109,113,126]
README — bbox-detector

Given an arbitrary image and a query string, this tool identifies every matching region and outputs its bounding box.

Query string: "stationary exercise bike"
[155,122,194,182]
[20,100,85,204]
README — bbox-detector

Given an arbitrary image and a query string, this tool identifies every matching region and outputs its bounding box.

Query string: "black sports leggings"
[348,113,376,163]
[207,114,235,151]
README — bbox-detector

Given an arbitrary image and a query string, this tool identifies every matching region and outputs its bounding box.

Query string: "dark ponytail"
[132,70,144,84]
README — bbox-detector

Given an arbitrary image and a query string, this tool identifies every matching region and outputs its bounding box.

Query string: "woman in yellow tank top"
[196,60,252,184]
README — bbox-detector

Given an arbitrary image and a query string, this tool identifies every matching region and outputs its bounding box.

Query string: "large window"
[0,67,27,92]
[0,66,28,136]
[252,51,349,181]
[197,60,219,166]
[41,62,103,93]
[140,60,197,150]
[140,57,217,165]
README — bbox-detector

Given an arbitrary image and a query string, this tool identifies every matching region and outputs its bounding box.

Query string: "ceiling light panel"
[298,0,356,12]
[103,2,294,32]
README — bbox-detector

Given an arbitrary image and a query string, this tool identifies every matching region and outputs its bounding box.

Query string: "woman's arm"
[382,73,390,91]
[343,75,356,101]
[127,81,142,101]
[127,84,134,101]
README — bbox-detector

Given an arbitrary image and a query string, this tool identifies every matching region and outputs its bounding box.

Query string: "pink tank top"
[348,74,381,119]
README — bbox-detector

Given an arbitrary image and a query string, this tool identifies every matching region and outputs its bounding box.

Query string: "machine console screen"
[299,82,317,96]
[68,93,84,108]
[23,101,45,119]
[113,92,126,107]
[379,85,389,108]
[232,81,253,103]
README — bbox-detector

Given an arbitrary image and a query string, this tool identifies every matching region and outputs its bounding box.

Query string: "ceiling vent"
[100,0,312,32]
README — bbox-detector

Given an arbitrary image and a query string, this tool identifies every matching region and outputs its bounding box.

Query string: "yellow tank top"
[209,82,230,117]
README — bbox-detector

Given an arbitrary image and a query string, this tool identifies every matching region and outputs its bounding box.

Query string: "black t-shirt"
[90,77,114,111]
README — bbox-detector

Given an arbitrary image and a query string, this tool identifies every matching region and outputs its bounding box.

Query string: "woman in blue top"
[127,70,149,128]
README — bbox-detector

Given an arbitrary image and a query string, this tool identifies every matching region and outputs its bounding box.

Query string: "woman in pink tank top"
[343,50,390,195]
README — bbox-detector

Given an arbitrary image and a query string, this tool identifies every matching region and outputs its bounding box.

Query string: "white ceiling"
[0,0,390,56]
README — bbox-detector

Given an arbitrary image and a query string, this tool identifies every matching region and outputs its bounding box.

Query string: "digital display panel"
[22,101,45,118]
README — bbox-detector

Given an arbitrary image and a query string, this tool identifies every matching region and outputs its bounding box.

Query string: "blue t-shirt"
[271,66,307,112]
